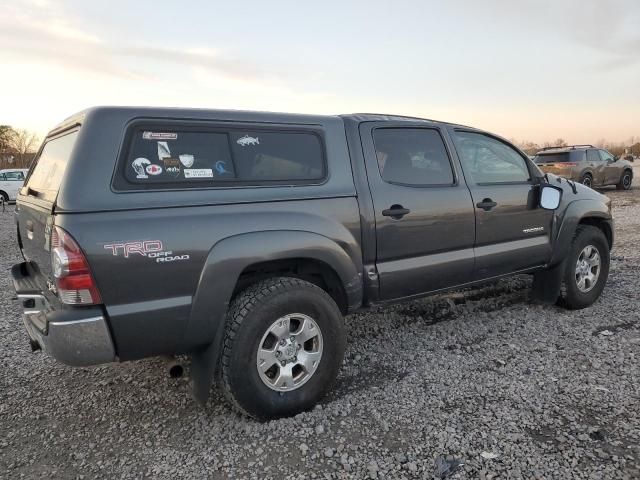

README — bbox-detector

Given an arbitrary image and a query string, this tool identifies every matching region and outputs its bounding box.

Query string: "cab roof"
[48,107,477,137]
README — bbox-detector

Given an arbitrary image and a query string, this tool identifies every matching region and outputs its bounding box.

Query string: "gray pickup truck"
[12,107,613,419]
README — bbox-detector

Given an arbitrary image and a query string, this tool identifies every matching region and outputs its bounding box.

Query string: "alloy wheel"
[256,313,323,392]
[575,244,601,293]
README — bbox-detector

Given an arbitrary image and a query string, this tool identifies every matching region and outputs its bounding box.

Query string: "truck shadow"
[325,276,533,403]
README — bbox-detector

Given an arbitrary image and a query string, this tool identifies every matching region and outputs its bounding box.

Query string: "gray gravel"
[1,168,639,479]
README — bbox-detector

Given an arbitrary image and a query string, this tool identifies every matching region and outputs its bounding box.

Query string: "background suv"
[534,145,633,190]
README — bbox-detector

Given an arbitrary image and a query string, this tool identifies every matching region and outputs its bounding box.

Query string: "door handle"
[476,198,497,211]
[382,205,410,219]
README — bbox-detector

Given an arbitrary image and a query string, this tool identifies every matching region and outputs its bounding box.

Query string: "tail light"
[50,226,102,305]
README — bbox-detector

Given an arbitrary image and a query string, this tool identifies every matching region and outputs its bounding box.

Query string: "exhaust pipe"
[162,356,184,378]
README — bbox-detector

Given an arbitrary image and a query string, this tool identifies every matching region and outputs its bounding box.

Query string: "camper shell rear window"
[114,124,326,191]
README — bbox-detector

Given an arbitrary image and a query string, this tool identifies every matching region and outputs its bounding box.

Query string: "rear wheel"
[616,170,632,190]
[558,225,609,310]
[221,277,346,419]
[0,191,8,203]
[580,173,593,188]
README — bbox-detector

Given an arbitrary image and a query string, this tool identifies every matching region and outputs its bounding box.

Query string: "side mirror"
[540,185,562,210]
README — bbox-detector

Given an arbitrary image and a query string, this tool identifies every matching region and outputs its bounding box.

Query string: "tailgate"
[16,130,79,287]
[537,163,572,176]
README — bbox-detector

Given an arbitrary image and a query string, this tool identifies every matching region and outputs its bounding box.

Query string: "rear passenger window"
[372,128,454,186]
[122,127,325,188]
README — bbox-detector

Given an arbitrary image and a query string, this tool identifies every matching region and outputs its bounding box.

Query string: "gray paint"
[12,107,613,368]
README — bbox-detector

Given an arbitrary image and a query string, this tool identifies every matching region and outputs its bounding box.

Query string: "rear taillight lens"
[50,226,102,305]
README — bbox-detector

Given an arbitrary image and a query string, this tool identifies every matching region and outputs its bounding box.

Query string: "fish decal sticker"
[236,135,260,147]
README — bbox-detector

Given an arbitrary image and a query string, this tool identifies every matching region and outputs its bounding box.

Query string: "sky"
[1,0,639,145]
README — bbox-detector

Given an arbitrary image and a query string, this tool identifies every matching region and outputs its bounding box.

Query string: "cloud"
[0,1,287,84]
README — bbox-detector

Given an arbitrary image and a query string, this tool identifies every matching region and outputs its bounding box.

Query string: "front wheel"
[220,277,346,419]
[580,173,593,188]
[616,170,633,190]
[558,225,610,309]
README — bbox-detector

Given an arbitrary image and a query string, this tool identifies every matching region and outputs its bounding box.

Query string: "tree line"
[0,125,40,170]
[512,137,640,157]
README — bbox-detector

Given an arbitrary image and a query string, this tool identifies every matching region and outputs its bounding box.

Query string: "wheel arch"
[550,199,613,266]
[185,230,362,351]
[186,230,362,405]
[578,217,613,250]
[621,167,633,180]
[533,201,613,304]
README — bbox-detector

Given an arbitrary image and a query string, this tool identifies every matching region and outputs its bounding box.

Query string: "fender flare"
[186,230,362,404]
[549,198,612,267]
[620,168,633,182]
[532,199,612,304]
[186,230,361,346]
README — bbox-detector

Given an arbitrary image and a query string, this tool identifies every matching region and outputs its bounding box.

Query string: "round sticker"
[146,164,163,176]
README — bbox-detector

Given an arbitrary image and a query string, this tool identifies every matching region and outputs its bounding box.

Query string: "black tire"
[0,191,8,203]
[616,170,633,190]
[558,225,610,310]
[221,277,346,419]
[580,173,593,188]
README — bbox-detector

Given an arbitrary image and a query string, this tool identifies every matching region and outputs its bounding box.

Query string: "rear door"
[16,130,78,286]
[360,122,476,300]
[449,128,553,279]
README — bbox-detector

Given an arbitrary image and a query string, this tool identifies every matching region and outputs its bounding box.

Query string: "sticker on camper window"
[146,164,163,176]
[132,157,151,179]
[179,154,195,168]
[163,158,181,177]
[157,141,171,161]
[184,168,213,178]
[215,160,230,175]
[236,135,260,147]
[142,131,178,140]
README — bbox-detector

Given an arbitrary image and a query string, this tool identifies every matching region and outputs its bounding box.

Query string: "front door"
[448,128,554,279]
[599,149,620,185]
[361,123,476,300]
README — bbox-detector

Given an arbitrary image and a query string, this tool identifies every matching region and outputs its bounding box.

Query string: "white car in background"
[0,169,29,202]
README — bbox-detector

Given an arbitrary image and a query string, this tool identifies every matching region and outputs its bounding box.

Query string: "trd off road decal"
[103,240,190,263]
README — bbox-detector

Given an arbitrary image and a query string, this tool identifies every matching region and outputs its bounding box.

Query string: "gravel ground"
[1,169,639,479]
